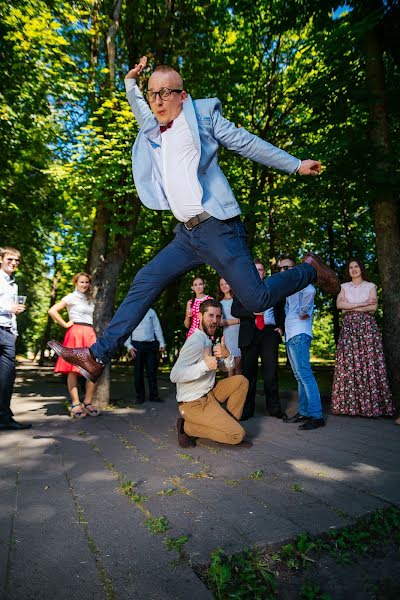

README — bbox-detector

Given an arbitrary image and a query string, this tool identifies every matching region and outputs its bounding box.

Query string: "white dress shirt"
[124,309,165,349]
[160,111,204,222]
[0,271,18,334]
[170,329,234,403]
[284,284,316,342]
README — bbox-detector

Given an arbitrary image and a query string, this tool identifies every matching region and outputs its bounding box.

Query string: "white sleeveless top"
[62,289,94,325]
[341,281,376,304]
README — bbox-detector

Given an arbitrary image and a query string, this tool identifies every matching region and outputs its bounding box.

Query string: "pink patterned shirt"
[186,295,213,338]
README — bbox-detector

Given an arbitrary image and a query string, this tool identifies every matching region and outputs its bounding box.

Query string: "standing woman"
[218,278,241,376]
[48,273,100,418]
[184,276,213,338]
[331,259,393,418]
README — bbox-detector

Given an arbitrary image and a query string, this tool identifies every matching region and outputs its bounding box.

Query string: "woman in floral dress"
[184,276,213,338]
[331,259,393,417]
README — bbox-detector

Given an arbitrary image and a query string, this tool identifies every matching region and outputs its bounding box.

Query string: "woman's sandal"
[69,403,87,419]
[83,402,100,417]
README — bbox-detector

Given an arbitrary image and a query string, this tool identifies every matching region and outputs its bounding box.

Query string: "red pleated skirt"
[54,324,97,374]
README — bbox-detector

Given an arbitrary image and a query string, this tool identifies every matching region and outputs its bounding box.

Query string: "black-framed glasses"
[279,265,293,271]
[146,88,182,102]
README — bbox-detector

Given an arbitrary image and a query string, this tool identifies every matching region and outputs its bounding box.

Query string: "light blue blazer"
[125,80,300,221]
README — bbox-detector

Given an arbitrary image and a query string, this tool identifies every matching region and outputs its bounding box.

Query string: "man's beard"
[202,323,217,338]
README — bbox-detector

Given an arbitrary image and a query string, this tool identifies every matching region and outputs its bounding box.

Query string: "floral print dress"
[331,282,393,417]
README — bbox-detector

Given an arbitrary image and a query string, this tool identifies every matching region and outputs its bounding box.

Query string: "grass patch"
[144,515,170,535]
[291,483,303,492]
[165,535,189,560]
[249,469,264,480]
[118,480,148,505]
[177,453,198,462]
[200,506,400,599]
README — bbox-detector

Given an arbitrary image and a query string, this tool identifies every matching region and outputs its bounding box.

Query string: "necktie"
[255,314,265,331]
[160,120,173,133]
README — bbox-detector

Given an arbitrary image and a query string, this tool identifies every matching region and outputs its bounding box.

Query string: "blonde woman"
[48,273,100,418]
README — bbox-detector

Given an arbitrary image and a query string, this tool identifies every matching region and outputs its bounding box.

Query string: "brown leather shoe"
[303,253,340,295]
[176,417,196,448]
[48,341,104,382]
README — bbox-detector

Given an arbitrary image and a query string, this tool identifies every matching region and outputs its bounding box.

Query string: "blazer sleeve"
[125,79,156,129]
[210,102,301,174]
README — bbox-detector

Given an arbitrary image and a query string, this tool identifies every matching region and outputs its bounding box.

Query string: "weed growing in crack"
[144,515,170,534]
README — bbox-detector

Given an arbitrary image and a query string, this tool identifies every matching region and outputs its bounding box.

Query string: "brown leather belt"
[184,211,211,230]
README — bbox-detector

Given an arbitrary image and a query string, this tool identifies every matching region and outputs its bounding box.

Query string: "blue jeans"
[0,328,16,420]
[92,217,316,362]
[286,333,322,419]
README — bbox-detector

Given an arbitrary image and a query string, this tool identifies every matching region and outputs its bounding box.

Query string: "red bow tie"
[160,120,173,133]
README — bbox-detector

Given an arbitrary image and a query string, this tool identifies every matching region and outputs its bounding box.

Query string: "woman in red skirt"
[48,272,100,418]
[331,259,393,418]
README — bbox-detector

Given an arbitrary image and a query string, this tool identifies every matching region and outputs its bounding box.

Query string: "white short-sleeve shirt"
[63,290,94,325]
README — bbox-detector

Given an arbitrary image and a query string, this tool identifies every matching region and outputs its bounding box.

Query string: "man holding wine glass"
[0,246,31,430]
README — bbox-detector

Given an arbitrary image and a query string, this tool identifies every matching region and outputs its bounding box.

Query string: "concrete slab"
[1,364,399,600]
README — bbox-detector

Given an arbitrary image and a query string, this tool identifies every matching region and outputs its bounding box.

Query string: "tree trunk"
[88,196,141,408]
[106,0,122,92]
[36,268,60,365]
[363,4,400,405]
[327,223,340,346]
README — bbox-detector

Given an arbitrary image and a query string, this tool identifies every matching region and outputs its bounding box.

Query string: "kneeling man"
[170,299,249,448]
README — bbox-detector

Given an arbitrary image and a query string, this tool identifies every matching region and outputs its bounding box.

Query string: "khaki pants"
[178,375,248,445]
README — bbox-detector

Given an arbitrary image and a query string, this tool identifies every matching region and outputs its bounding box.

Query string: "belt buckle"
[184,214,200,231]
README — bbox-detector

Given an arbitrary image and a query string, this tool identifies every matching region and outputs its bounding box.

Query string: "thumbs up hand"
[213,336,230,359]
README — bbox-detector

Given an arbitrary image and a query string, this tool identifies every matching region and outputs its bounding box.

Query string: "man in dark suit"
[232,259,286,421]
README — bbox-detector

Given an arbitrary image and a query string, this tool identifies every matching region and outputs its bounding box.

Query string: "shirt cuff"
[294,159,302,173]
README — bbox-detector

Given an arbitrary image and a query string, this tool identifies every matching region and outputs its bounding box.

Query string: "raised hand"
[125,56,148,80]
[298,160,322,176]
[203,348,218,371]
[213,336,229,359]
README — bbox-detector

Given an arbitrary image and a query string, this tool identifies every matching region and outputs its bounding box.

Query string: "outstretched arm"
[211,105,321,175]
[124,56,155,128]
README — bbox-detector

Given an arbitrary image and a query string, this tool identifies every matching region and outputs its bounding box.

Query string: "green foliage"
[164,534,189,559]
[144,515,170,535]
[249,469,264,480]
[291,483,303,492]
[300,582,332,600]
[118,480,148,505]
[1,0,399,362]
[204,506,400,599]
[206,548,277,600]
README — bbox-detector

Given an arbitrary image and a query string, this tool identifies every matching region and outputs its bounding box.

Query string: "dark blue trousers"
[0,328,16,421]
[92,216,315,363]
[132,340,160,402]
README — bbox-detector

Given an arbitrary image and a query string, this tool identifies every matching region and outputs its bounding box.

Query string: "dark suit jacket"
[231,294,285,349]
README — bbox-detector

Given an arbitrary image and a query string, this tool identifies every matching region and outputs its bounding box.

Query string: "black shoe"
[0,418,32,431]
[176,418,196,448]
[283,413,309,423]
[240,412,254,422]
[129,398,145,405]
[299,418,325,430]
[270,410,287,419]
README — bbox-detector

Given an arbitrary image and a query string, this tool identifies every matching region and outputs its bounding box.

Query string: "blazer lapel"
[183,95,201,154]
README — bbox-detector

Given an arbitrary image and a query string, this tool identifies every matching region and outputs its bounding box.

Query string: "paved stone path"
[1,364,399,599]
